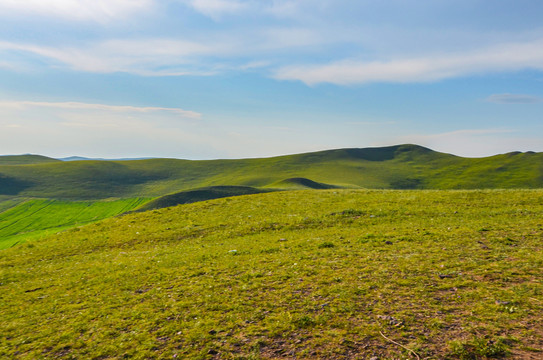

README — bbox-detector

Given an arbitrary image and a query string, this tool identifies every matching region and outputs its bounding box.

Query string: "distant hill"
[59,156,154,161]
[1,144,543,200]
[0,154,60,165]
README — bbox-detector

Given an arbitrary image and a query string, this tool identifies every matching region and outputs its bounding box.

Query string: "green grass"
[1,144,543,200]
[1,190,542,359]
[0,198,149,249]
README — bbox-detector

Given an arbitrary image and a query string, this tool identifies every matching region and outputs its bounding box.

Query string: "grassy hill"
[1,145,543,202]
[0,154,60,165]
[1,190,541,359]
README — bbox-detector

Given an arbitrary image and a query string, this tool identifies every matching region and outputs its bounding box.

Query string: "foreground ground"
[1,190,542,359]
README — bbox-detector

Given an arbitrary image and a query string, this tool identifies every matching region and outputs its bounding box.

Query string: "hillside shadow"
[0,175,34,195]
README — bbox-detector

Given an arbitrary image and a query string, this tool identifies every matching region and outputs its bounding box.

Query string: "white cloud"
[182,0,248,19]
[0,0,152,22]
[275,39,543,85]
[0,39,218,75]
[486,93,543,104]
[0,100,202,119]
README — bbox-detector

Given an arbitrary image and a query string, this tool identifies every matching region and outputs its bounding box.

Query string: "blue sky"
[1,0,542,159]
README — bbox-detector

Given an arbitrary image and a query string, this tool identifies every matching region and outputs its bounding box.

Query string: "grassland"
[1,145,543,201]
[1,190,542,359]
[0,198,149,249]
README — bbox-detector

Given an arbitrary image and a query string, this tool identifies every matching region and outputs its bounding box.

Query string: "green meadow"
[0,198,148,249]
[1,190,542,359]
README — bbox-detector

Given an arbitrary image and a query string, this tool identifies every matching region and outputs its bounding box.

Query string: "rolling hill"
[0,144,542,202]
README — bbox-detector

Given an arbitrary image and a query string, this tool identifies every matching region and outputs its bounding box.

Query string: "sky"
[1,0,543,159]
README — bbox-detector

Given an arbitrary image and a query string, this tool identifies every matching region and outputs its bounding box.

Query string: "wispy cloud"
[0,0,152,22]
[182,0,248,19]
[0,100,202,119]
[486,93,543,104]
[275,39,543,85]
[0,27,326,75]
[0,39,219,75]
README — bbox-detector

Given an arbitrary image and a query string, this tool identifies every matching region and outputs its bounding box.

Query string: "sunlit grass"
[1,190,542,358]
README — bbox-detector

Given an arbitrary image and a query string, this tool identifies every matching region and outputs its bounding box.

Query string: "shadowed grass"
[136,186,268,212]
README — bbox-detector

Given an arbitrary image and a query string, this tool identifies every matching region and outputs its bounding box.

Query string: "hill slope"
[0,154,60,165]
[1,190,541,359]
[0,144,542,200]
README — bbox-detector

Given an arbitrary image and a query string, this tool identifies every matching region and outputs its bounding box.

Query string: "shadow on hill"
[269,177,338,190]
[0,175,34,195]
[136,186,268,211]
[343,144,438,161]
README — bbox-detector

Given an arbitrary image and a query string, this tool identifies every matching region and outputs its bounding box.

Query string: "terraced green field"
[1,190,542,359]
[0,198,149,249]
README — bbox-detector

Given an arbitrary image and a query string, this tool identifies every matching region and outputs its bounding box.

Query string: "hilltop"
[1,144,542,201]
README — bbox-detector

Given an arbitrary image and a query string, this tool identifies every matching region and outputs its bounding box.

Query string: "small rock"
[384,241,393,245]
[377,315,403,326]
[279,238,287,242]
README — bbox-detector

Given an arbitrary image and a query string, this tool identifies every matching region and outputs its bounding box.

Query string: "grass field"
[0,198,149,249]
[1,190,541,359]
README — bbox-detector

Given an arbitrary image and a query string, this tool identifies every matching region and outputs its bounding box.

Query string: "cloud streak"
[486,93,543,104]
[275,39,543,85]
[0,0,152,22]
[182,0,248,19]
[0,101,202,119]
[0,39,220,75]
